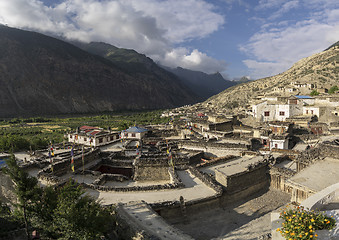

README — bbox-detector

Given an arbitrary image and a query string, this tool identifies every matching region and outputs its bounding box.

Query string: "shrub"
[328,85,338,94]
[278,204,336,239]
[310,90,320,96]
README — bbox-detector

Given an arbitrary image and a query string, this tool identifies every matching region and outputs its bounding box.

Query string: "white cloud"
[240,7,339,79]
[159,48,227,73]
[0,0,226,73]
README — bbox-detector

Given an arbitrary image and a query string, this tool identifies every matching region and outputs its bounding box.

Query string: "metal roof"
[125,126,148,133]
[295,95,313,99]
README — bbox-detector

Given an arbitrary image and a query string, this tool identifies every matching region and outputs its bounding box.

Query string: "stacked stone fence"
[318,142,339,158]
[188,167,223,195]
[37,148,100,178]
[100,158,133,167]
[195,155,237,168]
[178,140,248,149]
[79,167,184,192]
[135,157,189,167]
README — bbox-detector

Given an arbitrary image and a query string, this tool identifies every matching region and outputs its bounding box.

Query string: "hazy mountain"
[196,42,339,111]
[0,26,198,117]
[73,41,235,101]
[162,66,238,101]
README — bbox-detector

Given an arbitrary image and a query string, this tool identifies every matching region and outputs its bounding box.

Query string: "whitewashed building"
[252,98,303,122]
[120,126,148,140]
[68,126,119,147]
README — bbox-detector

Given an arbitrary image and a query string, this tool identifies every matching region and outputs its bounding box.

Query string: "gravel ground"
[168,189,290,240]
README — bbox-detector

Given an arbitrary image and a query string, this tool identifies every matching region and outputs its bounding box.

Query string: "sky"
[0,0,338,80]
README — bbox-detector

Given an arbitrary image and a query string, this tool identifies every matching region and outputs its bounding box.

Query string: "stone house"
[252,99,303,122]
[68,125,119,147]
[121,126,148,140]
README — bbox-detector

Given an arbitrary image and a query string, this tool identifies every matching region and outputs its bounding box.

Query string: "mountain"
[0,26,198,117]
[161,67,237,101]
[72,41,235,101]
[196,42,339,112]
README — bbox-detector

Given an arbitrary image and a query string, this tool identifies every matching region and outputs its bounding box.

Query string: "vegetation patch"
[278,204,336,240]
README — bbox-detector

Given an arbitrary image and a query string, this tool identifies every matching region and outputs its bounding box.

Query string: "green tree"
[4,156,115,239]
[36,181,115,239]
[4,154,41,239]
[329,85,338,94]
[310,90,320,96]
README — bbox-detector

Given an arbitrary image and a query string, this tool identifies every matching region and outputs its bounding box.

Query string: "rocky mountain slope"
[74,41,235,101]
[197,43,339,112]
[162,66,237,101]
[0,26,198,117]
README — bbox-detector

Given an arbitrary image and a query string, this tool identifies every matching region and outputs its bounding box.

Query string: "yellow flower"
[276,228,280,232]
[291,232,295,236]
[309,225,313,229]
[310,235,313,238]
[311,218,314,222]
[315,234,318,237]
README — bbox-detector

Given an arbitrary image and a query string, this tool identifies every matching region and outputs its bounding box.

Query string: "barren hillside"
[196,45,339,112]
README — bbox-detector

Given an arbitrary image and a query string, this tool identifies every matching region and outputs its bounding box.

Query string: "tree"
[4,154,41,239]
[310,90,320,96]
[34,181,115,239]
[4,157,116,239]
[329,85,338,94]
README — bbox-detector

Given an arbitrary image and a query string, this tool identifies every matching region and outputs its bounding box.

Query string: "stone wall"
[134,165,170,181]
[0,170,16,204]
[270,166,296,194]
[196,155,237,168]
[319,142,339,158]
[81,167,184,192]
[49,148,100,176]
[188,167,223,195]
[215,162,269,193]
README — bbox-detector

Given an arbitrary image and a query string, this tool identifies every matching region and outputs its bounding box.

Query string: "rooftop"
[286,157,339,192]
[125,126,148,133]
[200,155,264,177]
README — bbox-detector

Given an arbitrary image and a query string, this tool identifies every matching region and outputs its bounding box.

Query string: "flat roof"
[200,155,264,176]
[118,201,193,240]
[286,158,339,192]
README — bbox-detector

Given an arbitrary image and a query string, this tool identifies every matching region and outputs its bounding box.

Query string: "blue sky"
[0,0,338,79]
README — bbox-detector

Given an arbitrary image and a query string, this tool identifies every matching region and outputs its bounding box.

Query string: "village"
[1,85,339,239]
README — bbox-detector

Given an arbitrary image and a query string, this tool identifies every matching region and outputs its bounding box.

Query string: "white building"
[252,98,303,122]
[121,126,148,140]
[68,126,119,147]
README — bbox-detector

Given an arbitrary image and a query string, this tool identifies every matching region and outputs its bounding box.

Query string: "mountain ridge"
[0,26,198,117]
[196,42,339,112]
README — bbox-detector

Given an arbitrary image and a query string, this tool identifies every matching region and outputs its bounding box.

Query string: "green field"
[0,110,170,152]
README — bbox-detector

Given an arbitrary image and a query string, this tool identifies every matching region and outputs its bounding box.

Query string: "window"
[264,111,270,116]
[70,135,73,139]
[306,110,309,114]
[279,111,285,116]
[110,136,114,141]
[275,144,278,148]
[84,138,87,141]
[132,133,136,137]
[98,138,103,143]
[311,110,314,115]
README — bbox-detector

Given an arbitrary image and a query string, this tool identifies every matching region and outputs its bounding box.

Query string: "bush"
[278,204,336,239]
[310,90,320,96]
[329,85,338,94]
